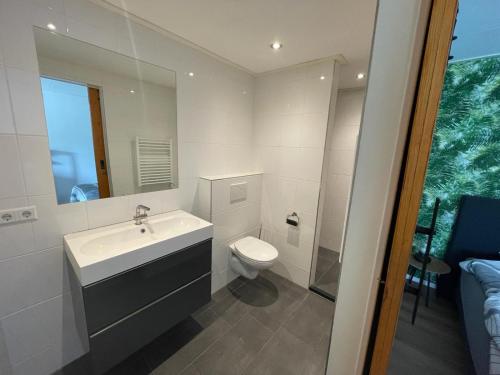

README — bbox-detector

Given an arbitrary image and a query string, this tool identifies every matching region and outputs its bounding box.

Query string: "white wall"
[319,88,364,253]
[0,0,255,373]
[254,61,337,288]
[326,0,432,373]
[199,173,262,292]
[38,55,178,197]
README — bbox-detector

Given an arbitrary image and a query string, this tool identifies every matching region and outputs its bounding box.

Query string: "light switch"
[230,182,247,204]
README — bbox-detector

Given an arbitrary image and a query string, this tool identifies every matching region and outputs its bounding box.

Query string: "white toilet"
[229,236,279,279]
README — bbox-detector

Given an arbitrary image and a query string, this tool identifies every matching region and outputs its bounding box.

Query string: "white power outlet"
[0,205,37,225]
[18,206,37,221]
[0,210,16,224]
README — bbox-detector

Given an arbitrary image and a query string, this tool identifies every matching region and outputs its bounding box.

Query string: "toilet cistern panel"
[230,182,248,203]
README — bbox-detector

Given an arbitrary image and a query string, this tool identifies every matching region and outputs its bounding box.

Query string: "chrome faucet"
[134,205,151,225]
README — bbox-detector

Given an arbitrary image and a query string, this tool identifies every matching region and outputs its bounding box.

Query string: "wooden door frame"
[368,0,458,373]
[88,87,111,199]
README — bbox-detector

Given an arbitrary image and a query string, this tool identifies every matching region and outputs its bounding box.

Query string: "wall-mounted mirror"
[34,27,178,205]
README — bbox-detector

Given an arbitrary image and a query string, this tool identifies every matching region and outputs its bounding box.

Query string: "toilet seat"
[232,236,278,263]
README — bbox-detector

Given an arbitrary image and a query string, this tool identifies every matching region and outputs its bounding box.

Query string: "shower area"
[309,79,366,301]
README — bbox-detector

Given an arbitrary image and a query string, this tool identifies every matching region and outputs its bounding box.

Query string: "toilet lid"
[233,236,278,262]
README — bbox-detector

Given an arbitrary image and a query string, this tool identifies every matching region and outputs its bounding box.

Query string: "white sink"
[64,210,213,286]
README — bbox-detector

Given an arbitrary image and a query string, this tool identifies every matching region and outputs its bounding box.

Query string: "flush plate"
[230,182,247,203]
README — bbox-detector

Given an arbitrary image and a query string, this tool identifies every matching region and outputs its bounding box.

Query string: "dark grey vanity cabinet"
[75,239,212,374]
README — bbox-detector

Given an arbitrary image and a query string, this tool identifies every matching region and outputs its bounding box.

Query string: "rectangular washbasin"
[64,210,213,286]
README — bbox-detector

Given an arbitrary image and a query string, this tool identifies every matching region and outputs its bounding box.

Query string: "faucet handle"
[136,204,151,212]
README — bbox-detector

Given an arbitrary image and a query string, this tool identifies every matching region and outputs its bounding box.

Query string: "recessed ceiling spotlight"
[320,76,326,80]
[188,72,195,77]
[270,41,282,50]
[357,72,365,80]
[129,89,135,94]
[47,23,56,31]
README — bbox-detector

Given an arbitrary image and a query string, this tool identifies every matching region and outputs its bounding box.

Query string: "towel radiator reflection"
[135,137,173,186]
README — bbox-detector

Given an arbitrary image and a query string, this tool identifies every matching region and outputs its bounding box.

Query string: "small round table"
[408,255,451,307]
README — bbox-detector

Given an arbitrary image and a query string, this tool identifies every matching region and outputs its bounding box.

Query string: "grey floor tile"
[315,248,337,272]
[211,287,234,303]
[283,293,335,350]
[180,364,202,375]
[314,261,341,297]
[210,277,247,303]
[151,317,232,375]
[192,306,220,328]
[191,315,273,375]
[249,289,305,331]
[133,271,334,375]
[106,352,151,375]
[242,327,326,375]
[259,271,308,301]
[249,300,294,331]
[143,317,205,369]
[232,276,279,307]
[318,247,339,263]
[227,276,248,291]
[211,290,251,326]
[55,356,89,375]
[314,259,334,280]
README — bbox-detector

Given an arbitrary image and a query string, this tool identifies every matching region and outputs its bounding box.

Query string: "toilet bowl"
[229,236,278,279]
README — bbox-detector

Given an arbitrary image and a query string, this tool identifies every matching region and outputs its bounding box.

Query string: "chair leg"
[426,272,431,307]
[411,291,420,325]
[411,271,425,325]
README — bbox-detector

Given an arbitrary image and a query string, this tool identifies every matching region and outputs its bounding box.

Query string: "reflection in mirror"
[34,27,178,205]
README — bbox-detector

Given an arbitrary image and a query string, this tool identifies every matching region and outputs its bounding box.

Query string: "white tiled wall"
[319,88,365,253]
[198,174,262,293]
[0,0,255,373]
[254,61,337,287]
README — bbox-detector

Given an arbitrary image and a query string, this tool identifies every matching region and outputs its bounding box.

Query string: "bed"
[460,261,499,375]
[70,183,99,202]
[439,195,500,375]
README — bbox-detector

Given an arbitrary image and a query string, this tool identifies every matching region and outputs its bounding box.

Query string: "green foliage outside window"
[415,55,500,259]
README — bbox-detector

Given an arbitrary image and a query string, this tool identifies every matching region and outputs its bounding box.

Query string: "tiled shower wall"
[319,88,365,253]
[0,0,255,373]
[254,62,337,287]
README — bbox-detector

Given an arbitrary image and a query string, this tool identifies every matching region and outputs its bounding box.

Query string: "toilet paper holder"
[286,212,299,227]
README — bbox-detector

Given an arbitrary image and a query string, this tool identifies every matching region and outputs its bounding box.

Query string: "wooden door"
[368,0,458,373]
[88,87,111,199]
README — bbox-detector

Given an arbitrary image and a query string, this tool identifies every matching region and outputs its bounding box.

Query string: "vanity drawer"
[88,273,211,374]
[83,239,211,334]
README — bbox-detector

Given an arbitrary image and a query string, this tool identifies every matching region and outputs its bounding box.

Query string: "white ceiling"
[103,0,377,85]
